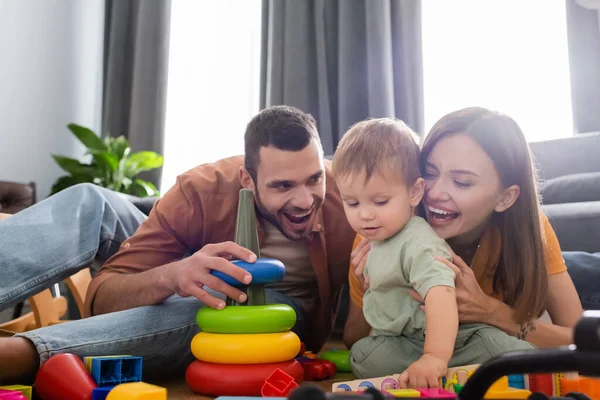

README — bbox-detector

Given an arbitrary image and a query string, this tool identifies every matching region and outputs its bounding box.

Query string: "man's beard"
[254,188,313,241]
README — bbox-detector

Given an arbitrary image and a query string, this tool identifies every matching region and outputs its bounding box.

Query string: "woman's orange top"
[349,214,567,308]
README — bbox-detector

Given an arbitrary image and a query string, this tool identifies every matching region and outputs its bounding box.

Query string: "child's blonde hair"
[332,118,421,185]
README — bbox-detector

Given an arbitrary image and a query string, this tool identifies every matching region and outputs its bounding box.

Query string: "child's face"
[337,171,424,241]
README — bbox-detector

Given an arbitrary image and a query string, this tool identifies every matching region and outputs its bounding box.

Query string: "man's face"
[242,141,326,241]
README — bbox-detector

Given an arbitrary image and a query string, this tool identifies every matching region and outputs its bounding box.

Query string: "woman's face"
[422,134,508,245]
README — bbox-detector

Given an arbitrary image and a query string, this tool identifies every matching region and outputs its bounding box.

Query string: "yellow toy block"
[386,388,421,397]
[0,385,32,400]
[106,382,166,400]
[484,376,531,399]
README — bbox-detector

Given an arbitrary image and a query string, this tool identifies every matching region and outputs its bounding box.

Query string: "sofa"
[531,132,600,253]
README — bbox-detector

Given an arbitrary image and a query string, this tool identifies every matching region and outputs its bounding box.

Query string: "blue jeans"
[563,251,600,310]
[0,184,306,380]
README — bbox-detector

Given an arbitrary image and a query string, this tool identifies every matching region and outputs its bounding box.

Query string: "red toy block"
[528,374,554,396]
[34,353,97,400]
[296,358,337,381]
[261,368,299,397]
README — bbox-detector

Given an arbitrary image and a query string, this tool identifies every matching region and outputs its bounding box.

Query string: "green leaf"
[51,155,97,177]
[67,123,106,151]
[109,136,130,160]
[91,152,119,173]
[49,175,94,196]
[125,179,159,197]
[125,151,164,177]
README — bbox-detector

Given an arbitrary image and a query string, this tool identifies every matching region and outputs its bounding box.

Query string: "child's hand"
[397,354,447,389]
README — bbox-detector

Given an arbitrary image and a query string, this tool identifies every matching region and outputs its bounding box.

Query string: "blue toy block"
[92,386,114,400]
[508,374,526,389]
[90,356,142,387]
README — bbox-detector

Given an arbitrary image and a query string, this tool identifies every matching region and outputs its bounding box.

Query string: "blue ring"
[211,257,285,286]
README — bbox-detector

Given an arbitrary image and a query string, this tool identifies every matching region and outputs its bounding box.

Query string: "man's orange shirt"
[349,214,567,307]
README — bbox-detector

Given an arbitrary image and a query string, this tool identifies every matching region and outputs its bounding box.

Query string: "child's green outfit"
[351,216,535,379]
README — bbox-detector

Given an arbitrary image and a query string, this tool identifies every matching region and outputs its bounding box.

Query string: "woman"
[344,107,583,378]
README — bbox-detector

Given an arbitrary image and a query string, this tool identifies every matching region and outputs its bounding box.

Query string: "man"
[0,105,356,384]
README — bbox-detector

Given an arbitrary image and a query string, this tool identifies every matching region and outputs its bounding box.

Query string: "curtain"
[566,0,600,134]
[260,0,423,155]
[102,0,172,188]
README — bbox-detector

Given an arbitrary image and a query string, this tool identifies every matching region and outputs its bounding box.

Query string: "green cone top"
[235,188,261,257]
[231,188,265,306]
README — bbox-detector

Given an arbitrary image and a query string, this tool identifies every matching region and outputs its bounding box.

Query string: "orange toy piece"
[579,377,600,399]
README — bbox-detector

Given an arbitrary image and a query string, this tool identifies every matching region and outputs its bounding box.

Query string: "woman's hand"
[351,237,371,289]
[410,250,495,324]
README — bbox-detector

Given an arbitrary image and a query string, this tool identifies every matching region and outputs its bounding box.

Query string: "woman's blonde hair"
[421,107,547,323]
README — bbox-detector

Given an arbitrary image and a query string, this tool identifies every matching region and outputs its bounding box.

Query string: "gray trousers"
[350,323,535,378]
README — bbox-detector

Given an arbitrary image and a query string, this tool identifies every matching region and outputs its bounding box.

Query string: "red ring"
[186,359,304,397]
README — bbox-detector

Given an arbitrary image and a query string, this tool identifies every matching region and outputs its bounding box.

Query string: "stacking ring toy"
[197,304,296,334]
[191,331,301,364]
[186,359,304,397]
[211,258,285,286]
[319,349,352,372]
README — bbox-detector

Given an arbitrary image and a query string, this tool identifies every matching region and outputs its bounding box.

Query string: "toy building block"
[0,389,26,400]
[34,353,98,400]
[92,387,115,400]
[579,377,600,399]
[484,376,531,399]
[0,386,31,400]
[296,358,336,381]
[417,388,456,398]
[84,356,132,373]
[527,373,555,396]
[261,368,299,397]
[88,356,143,387]
[384,388,421,398]
[105,382,166,400]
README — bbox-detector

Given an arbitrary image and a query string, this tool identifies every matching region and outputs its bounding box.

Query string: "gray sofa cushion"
[542,201,600,253]
[541,172,600,205]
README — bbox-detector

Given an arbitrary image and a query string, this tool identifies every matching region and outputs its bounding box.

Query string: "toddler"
[332,118,457,388]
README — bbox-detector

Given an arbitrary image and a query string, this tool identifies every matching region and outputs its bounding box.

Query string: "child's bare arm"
[424,285,458,362]
[397,285,458,388]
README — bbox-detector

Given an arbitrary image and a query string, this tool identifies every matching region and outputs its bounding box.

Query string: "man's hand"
[397,354,447,389]
[165,241,256,309]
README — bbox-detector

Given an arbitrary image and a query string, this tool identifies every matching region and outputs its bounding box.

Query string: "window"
[422,1,574,142]
[160,0,262,193]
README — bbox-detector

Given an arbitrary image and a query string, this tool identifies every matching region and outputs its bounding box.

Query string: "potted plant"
[50,123,163,197]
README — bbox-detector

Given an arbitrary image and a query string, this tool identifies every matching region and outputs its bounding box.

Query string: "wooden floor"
[153,340,354,400]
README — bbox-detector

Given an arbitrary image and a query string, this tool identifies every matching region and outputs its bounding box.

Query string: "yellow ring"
[191,331,301,364]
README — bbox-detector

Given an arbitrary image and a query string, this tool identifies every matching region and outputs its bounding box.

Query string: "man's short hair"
[244,106,321,180]
[332,118,421,185]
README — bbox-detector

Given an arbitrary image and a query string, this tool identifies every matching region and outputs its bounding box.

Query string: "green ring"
[319,350,352,372]
[196,304,297,334]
